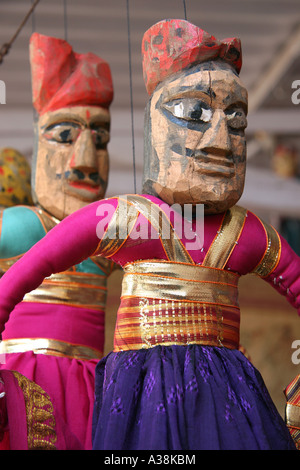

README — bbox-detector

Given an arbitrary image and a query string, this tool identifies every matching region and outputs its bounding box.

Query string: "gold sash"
[122,260,239,307]
[0,338,102,360]
[23,271,108,310]
[115,260,240,351]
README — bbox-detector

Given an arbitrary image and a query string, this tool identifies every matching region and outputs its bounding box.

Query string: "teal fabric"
[0,205,106,275]
[75,258,106,276]
[0,206,46,258]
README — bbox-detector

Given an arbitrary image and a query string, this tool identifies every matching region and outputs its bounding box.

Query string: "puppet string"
[0,0,40,65]
[183,0,187,20]
[64,0,68,42]
[126,0,137,194]
[31,0,36,32]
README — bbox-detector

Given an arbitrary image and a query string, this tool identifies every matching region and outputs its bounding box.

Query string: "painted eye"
[90,127,110,149]
[43,123,80,144]
[226,109,247,130]
[163,99,212,123]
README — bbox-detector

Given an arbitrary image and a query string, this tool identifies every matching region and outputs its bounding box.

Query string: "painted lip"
[67,180,101,194]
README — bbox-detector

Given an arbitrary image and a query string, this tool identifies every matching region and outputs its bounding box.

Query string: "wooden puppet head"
[142,19,248,214]
[30,33,113,220]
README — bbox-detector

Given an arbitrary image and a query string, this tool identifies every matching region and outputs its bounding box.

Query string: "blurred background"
[0,0,299,417]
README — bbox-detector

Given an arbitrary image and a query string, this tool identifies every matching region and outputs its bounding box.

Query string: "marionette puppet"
[0,19,299,450]
[0,33,114,450]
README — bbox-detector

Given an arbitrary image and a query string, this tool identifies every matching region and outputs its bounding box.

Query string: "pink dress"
[0,205,114,449]
[0,195,299,449]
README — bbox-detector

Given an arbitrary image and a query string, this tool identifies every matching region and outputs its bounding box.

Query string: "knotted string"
[0,0,40,65]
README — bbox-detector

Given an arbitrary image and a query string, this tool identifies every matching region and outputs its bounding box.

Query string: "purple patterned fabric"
[92,345,296,450]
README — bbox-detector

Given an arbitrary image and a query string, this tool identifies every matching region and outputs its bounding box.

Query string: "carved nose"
[198,110,232,157]
[70,129,98,172]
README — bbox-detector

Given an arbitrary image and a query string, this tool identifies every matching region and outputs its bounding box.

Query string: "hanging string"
[63,0,68,42]
[0,0,40,65]
[126,0,137,194]
[183,0,187,20]
[31,0,36,32]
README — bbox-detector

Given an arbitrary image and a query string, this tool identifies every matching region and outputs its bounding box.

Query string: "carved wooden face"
[32,105,110,219]
[143,62,248,214]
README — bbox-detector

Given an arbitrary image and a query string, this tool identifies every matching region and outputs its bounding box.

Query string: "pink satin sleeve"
[0,199,118,334]
[265,235,300,314]
[224,209,300,315]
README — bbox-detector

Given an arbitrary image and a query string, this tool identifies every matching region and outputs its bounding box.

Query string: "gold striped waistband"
[122,260,240,307]
[23,272,107,310]
[114,298,240,351]
[0,338,103,360]
[114,261,240,351]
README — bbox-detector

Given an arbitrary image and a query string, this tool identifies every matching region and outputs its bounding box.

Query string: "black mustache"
[173,147,234,167]
[67,169,101,185]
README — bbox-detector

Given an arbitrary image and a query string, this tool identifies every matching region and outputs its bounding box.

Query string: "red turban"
[142,19,242,95]
[30,33,113,114]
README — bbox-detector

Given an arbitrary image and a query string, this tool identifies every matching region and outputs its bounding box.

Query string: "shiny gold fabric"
[126,195,193,263]
[115,298,240,351]
[0,338,102,360]
[286,403,300,429]
[252,219,281,277]
[114,260,240,351]
[13,371,57,450]
[23,271,107,310]
[122,260,239,306]
[97,197,139,258]
[203,205,247,269]
[284,375,300,450]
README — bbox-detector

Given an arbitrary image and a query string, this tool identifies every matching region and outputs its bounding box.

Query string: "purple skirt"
[92,345,296,450]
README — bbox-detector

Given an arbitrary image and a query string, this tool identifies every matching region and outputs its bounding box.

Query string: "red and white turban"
[142,19,242,95]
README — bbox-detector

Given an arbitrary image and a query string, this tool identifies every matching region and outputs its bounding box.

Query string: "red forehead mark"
[86,109,91,120]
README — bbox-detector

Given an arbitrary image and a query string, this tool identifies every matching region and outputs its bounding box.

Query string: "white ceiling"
[0,0,299,212]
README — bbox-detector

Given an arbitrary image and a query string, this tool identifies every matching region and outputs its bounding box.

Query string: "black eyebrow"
[225,101,248,114]
[90,121,110,131]
[162,89,211,105]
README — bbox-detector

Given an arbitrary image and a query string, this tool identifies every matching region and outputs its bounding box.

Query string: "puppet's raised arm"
[0,198,119,334]
[264,234,300,314]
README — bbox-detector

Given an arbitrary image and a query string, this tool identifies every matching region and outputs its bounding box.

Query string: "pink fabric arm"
[265,235,300,314]
[0,200,113,334]
[226,210,300,315]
